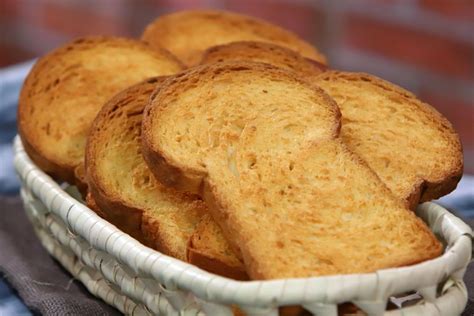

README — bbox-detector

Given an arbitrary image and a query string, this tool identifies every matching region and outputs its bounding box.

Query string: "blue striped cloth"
[0,61,472,315]
[0,61,35,194]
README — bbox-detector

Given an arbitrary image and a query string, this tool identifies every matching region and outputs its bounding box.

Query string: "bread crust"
[141,10,326,66]
[73,163,88,198]
[19,127,76,182]
[200,41,327,79]
[186,243,248,281]
[315,71,463,209]
[85,191,109,220]
[18,36,183,184]
[88,183,147,243]
[141,138,206,195]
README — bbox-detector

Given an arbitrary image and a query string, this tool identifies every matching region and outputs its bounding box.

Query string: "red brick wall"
[1,0,473,172]
[344,15,472,79]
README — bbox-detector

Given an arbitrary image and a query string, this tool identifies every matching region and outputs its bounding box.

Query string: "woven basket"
[14,136,472,316]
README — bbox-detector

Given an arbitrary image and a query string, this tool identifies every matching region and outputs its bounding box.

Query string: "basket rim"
[13,136,473,307]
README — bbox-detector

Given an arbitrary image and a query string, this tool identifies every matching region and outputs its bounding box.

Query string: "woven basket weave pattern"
[14,136,472,316]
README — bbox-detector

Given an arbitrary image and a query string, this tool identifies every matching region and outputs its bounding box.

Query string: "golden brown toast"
[85,77,245,276]
[201,41,326,78]
[315,71,463,209]
[141,10,326,66]
[142,61,442,279]
[18,36,183,184]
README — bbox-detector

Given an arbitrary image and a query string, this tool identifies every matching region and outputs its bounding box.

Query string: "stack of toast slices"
[85,76,247,279]
[141,61,445,279]
[18,9,463,315]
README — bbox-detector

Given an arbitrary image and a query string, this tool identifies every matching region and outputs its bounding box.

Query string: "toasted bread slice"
[85,77,245,275]
[201,41,326,78]
[141,10,326,66]
[18,36,183,184]
[142,62,442,279]
[315,71,463,208]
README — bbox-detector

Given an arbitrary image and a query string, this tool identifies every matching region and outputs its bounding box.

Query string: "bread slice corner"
[315,71,463,208]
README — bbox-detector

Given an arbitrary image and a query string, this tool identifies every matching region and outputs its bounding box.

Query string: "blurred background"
[1,0,473,173]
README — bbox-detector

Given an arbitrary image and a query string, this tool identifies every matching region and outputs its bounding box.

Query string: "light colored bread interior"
[18,36,183,183]
[142,10,326,66]
[315,71,463,208]
[86,77,245,276]
[142,61,442,280]
[201,41,326,79]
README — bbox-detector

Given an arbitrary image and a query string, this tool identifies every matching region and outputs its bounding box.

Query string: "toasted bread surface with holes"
[142,62,442,279]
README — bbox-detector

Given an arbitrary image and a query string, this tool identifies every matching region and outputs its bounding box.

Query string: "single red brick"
[419,91,474,172]
[225,0,324,44]
[344,15,474,79]
[38,2,127,37]
[420,0,474,21]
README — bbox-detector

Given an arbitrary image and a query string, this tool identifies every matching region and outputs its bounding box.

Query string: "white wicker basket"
[13,136,472,316]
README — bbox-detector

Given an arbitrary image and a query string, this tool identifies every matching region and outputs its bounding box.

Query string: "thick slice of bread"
[315,71,463,208]
[18,36,183,184]
[142,62,442,280]
[85,77,245,276]
[201,41,326,79]
[141,10,326,66]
